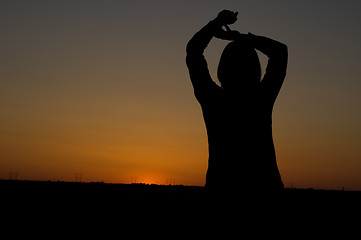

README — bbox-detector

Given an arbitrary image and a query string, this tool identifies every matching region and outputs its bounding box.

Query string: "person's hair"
[217,41,261,87]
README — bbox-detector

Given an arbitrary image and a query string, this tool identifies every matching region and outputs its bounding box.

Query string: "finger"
[232,12,238,22]
[219,9,233,16]
[224,25,232,31]
[227,13,238,24]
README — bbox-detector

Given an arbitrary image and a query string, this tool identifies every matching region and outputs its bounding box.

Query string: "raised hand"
[215,10,238,26]
[213,10,243,41]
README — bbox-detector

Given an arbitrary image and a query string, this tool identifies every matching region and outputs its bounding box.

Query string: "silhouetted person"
[186,10,288,193]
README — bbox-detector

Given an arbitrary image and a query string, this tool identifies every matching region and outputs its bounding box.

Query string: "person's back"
[186,10,288,193]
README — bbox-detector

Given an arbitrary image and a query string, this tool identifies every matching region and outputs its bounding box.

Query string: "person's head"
[217,40,261,90]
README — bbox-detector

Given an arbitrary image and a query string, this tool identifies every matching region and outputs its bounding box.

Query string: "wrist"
[208,19,224,37]
[211,17,224,27]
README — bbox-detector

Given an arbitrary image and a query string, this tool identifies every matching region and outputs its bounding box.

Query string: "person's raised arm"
[247,33,288,105]
[186,10,237,100]
[186,10,237,56]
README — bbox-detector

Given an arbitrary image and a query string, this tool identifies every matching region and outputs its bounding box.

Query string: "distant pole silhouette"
[166,178,176,185]
[75,173,83,183]
[9,171,18,180]
[130,177,138,184]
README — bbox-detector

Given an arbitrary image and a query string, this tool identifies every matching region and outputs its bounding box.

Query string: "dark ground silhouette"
[3,179,359,237]
[186,10,287,192]
[2,179,360,200]
[2,179,361,212]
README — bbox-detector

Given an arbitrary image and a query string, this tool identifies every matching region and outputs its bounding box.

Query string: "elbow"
[279,43,288,59]
[271,43,288,63]
[186,40,204,66]
[185,43,196,67]
[185,42,193,66]
[280,44,288,76]
[186,42,192,55]
[186,36,203,55]
[186,40,196,55]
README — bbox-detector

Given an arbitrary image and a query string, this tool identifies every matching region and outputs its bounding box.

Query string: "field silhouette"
[3,179,360,236]
[3,179,360,208]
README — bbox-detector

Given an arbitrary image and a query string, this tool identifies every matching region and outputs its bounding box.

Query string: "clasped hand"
[214,10,247,41]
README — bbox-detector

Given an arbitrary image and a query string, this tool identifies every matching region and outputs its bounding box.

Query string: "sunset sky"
[1,1,361,190]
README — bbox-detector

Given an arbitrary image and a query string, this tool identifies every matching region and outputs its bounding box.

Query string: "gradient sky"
[1,0,361,190]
